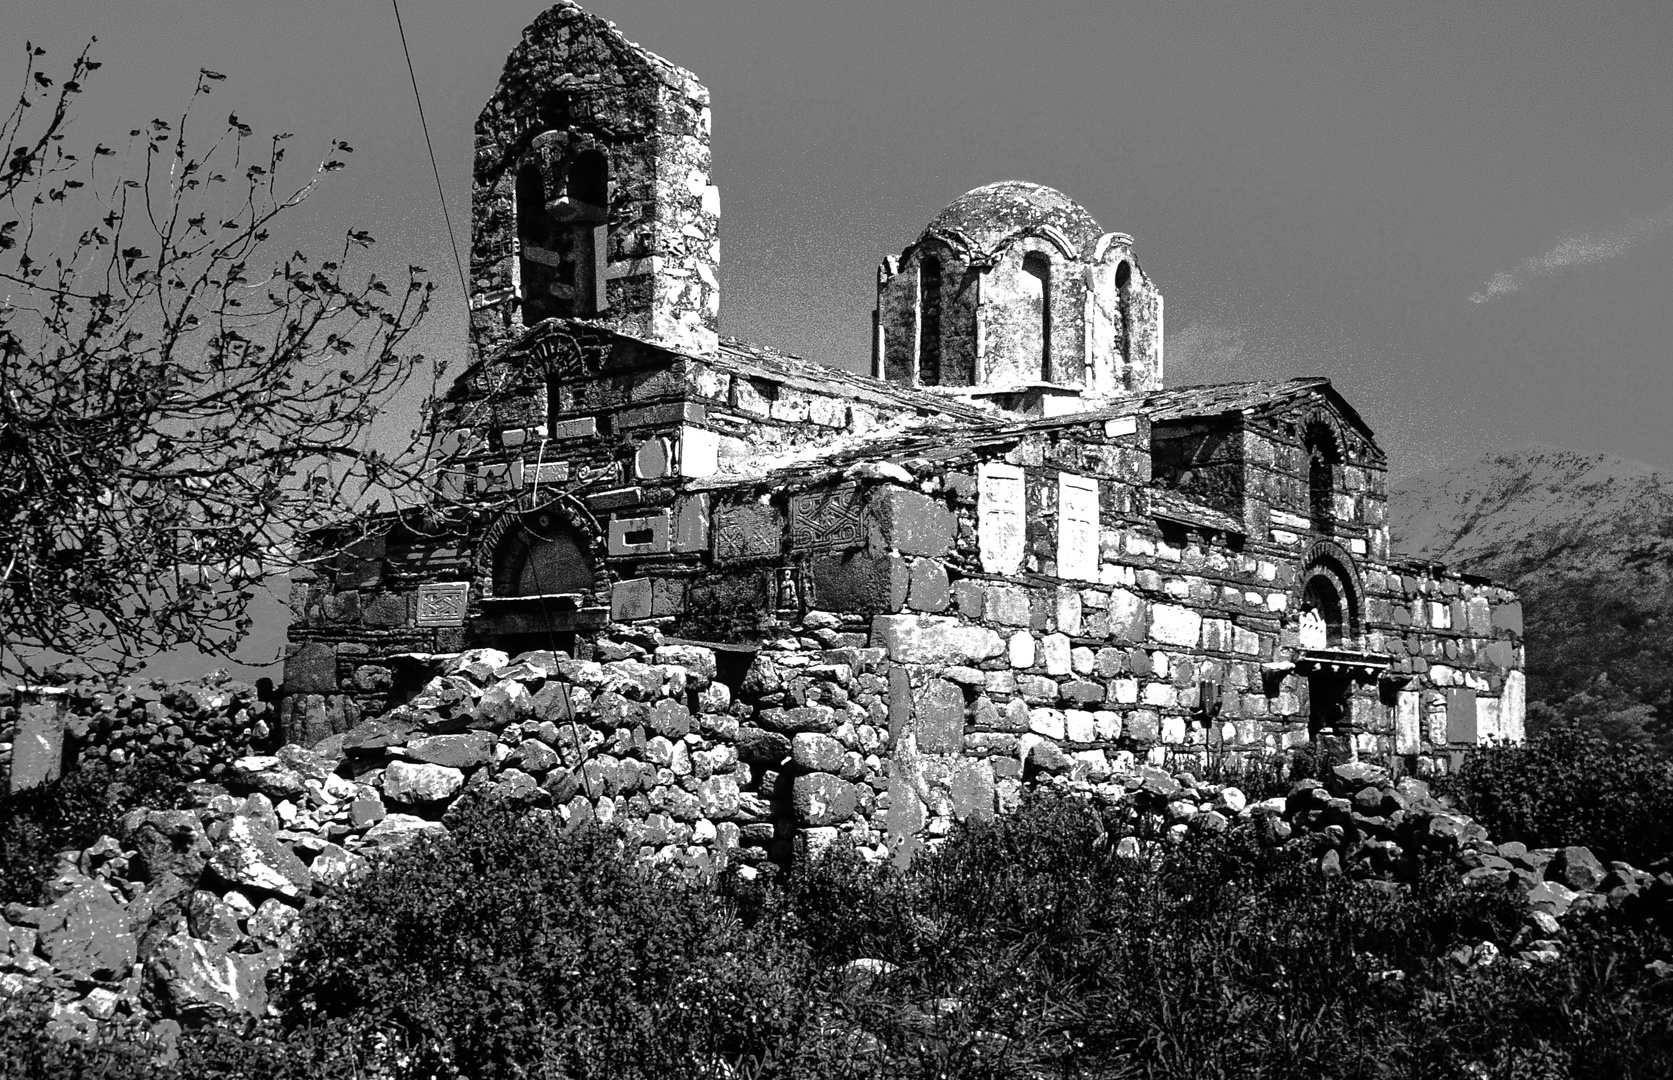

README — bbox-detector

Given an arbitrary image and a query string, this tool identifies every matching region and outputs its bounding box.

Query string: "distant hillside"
[1390,445,1673,743]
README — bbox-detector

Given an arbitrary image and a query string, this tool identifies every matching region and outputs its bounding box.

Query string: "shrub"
[276,800,811,1079]
[1450,719,1673,866]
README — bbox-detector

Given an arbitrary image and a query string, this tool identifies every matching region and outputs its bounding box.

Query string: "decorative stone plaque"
[788,483,864,553]
[416,582,470,627]
[1056,472,1100,582]
[977,462,1025,575]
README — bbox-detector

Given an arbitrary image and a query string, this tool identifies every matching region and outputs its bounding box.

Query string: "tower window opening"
[516,164,557,324]
[1115,260,1134,390]
[1022,251,1052,381]
[919,255,942,385]
[556,149,609,315]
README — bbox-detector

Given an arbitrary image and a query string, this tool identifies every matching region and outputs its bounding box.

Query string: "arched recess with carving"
[1296,539,1363,648]
[475,491,605,602]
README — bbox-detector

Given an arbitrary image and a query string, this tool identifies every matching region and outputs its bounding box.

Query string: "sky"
[5,0,1672,675]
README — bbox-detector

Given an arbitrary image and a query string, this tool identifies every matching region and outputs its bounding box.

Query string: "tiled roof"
[710,337,1002,423]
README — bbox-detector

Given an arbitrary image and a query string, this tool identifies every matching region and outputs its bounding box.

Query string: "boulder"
[1550,846,1607,893]
[307,844,368,889]
[206,815,311,900]
[402,732,496,769]
[36,880,136,981]
[361,813,446,850]
[736,727,792,766]
[122,809,211,883]
[512,738,561,774]
[184,891,243,950]
[148,933,274,1024]
[383,761,466,804]
[475,679,533,728]
[246,899,301,955]
[225,756,308,800]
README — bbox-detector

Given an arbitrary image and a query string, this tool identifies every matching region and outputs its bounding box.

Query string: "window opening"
[1022,251,1052,381]
[1115,260,1133,389]
[516,164,557,324]
[919,255,942,385]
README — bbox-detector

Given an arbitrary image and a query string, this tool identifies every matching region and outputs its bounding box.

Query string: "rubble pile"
[1065,758,1673,968]
[0,675,275,787]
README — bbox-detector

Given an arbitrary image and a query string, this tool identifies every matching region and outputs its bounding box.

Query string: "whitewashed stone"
[1009,632,1036,669]
[871,615,1005,665]
[1149,604,1202,648]
[1041,633,1072,676]
[1028,708,1066,740]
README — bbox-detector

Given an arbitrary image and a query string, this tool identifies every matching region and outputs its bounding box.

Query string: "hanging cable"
[390,0,471,307]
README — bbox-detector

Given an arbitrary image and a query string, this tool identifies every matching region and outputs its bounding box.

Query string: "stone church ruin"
[280,1,1526,865]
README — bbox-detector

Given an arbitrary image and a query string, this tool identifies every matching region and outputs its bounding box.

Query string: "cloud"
[1470,204,1673,303]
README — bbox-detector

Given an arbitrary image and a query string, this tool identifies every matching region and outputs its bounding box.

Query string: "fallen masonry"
[3,649,1668,1042]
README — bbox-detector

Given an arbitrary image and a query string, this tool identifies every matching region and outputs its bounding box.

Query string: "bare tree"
[0,41,437,680]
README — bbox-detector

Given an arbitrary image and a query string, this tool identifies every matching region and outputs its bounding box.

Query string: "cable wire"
[390,0,471,307]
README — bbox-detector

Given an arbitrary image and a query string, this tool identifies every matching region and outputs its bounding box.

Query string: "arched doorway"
[481,504,599,657]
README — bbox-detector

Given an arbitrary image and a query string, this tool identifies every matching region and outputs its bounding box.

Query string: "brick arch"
[474,490,605,600]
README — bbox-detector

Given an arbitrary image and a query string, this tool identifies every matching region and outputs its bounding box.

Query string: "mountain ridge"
[1390,444,1673,743]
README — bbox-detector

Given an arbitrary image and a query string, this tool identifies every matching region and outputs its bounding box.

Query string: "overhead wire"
[389,0,471,306]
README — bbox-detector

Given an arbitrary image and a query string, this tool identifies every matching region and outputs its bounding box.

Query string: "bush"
[1450,719,1673,867]
[276,800,811,1079]
[0,754,191,906]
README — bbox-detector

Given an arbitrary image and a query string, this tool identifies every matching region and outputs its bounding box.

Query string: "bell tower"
[468,2,720,359]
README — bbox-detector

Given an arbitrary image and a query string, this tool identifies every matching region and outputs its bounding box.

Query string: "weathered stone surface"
[124,809,211,883]
[477,679,533,727]
[696,774,741,820]
[37,880,136,981]
[1149,604,1202,648]
[9,695,66,792]
[403,732,496,769]
[283,641,337,694]
[1550,846,1607,893]
[308,843,369,889]
[737,726,792,765]
[513,738,561,774]
[871,615,1004,666]
[148,933,274,1024]
[207,816,311,900]
[383,761,467,804]
[791,732,845,772]
[361,813,447,849]
[247,899,302,954]
[792,773,858,826]
[912,678,966,754]
[907,558,951,612]
[648,699,692,739]
[870,487,957,557]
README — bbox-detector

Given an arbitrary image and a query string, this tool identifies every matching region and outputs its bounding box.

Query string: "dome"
[920,181,1105,262]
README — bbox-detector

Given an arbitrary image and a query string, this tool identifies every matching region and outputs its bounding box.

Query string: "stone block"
[1149,604,1202,649]
[1064,709,1096,742]
[1056,587,1084,636]
[792,733,845,773]
[870,615,1005,666]
[611,578,653,621]
[608,511,672,557]
[792,773,857,827]
[1108,588,1148,642]
[907,558,951,612]
[1491,602,1524,636]
[1041,633,1072,675]
[383,762,466,803]
[948,759,995,821]
[1029,708,1066,740]
[549,417,598,441]
[870,487,957,557]
[987,584,1033,627]
[978,462,1027,574]
[913,678,966,754]
[284,641,338,694]
[810,552,909,613]
[1445,687,1478,745]
[9,693,66,793]
[1009,632,1037,669]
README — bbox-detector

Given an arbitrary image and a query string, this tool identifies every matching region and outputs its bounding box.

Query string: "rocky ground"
[4,638,1670,1054]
